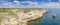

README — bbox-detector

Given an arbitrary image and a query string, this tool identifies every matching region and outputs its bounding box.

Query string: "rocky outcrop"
[1,9,48,25]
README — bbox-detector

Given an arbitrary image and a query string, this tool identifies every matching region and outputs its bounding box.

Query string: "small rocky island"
[0,8,48,25]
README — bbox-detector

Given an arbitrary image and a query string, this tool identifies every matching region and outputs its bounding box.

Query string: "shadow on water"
[34,9,59,25]
[33,16,44,25]
[27,16,44,25]
[28,8,60,25]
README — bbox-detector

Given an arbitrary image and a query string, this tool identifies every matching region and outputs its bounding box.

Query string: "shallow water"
[34,8,60,25]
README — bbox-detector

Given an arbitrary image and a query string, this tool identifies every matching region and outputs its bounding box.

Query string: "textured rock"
[1,9,48,25]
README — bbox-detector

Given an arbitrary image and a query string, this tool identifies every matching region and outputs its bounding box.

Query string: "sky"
[0,0,60,8]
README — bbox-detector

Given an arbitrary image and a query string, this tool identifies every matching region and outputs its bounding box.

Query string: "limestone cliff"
[0,9,48,25]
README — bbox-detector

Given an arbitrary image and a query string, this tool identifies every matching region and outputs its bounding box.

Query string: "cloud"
[59,0,60,2]
[0,0,60,8]
[39,2,60,8]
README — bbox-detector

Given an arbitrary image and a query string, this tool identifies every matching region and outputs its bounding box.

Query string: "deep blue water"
[34,8,60,25]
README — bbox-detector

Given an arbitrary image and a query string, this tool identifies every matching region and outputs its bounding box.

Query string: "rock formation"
[1,9,48,25]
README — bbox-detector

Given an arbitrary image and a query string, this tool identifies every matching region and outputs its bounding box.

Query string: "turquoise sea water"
[34,8,60,25]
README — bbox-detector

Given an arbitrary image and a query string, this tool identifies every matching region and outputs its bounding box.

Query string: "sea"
[34,8,60,25]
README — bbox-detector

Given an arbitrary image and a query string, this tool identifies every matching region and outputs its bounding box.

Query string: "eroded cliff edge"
[0,9,48,25]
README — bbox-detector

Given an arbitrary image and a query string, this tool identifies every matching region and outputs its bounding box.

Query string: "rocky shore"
[1,9,48,25]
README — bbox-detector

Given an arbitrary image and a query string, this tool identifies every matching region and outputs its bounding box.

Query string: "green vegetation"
[0,8,44,25]
[0,8,43,19]
[0,8,14,22]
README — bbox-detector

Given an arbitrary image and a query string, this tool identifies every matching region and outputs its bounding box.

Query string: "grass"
[0,8,14,22]
[0,8,44,25]
[0,8,43,18]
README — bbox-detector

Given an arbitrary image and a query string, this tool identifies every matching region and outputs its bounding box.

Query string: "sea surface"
[34,8,60,25]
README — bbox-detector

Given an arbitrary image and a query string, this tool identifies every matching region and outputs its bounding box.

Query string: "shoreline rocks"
[11,9,48,25]
[1,9,48,25]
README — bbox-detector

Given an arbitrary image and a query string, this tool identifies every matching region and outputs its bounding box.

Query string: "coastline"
[11,9,48,25]
[0,9,48,25]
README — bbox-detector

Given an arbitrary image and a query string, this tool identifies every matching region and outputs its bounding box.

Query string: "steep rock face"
[1,9,48,25]
[11,9,48,25]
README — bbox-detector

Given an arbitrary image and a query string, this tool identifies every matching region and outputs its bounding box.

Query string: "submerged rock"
[52,14,57,18]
